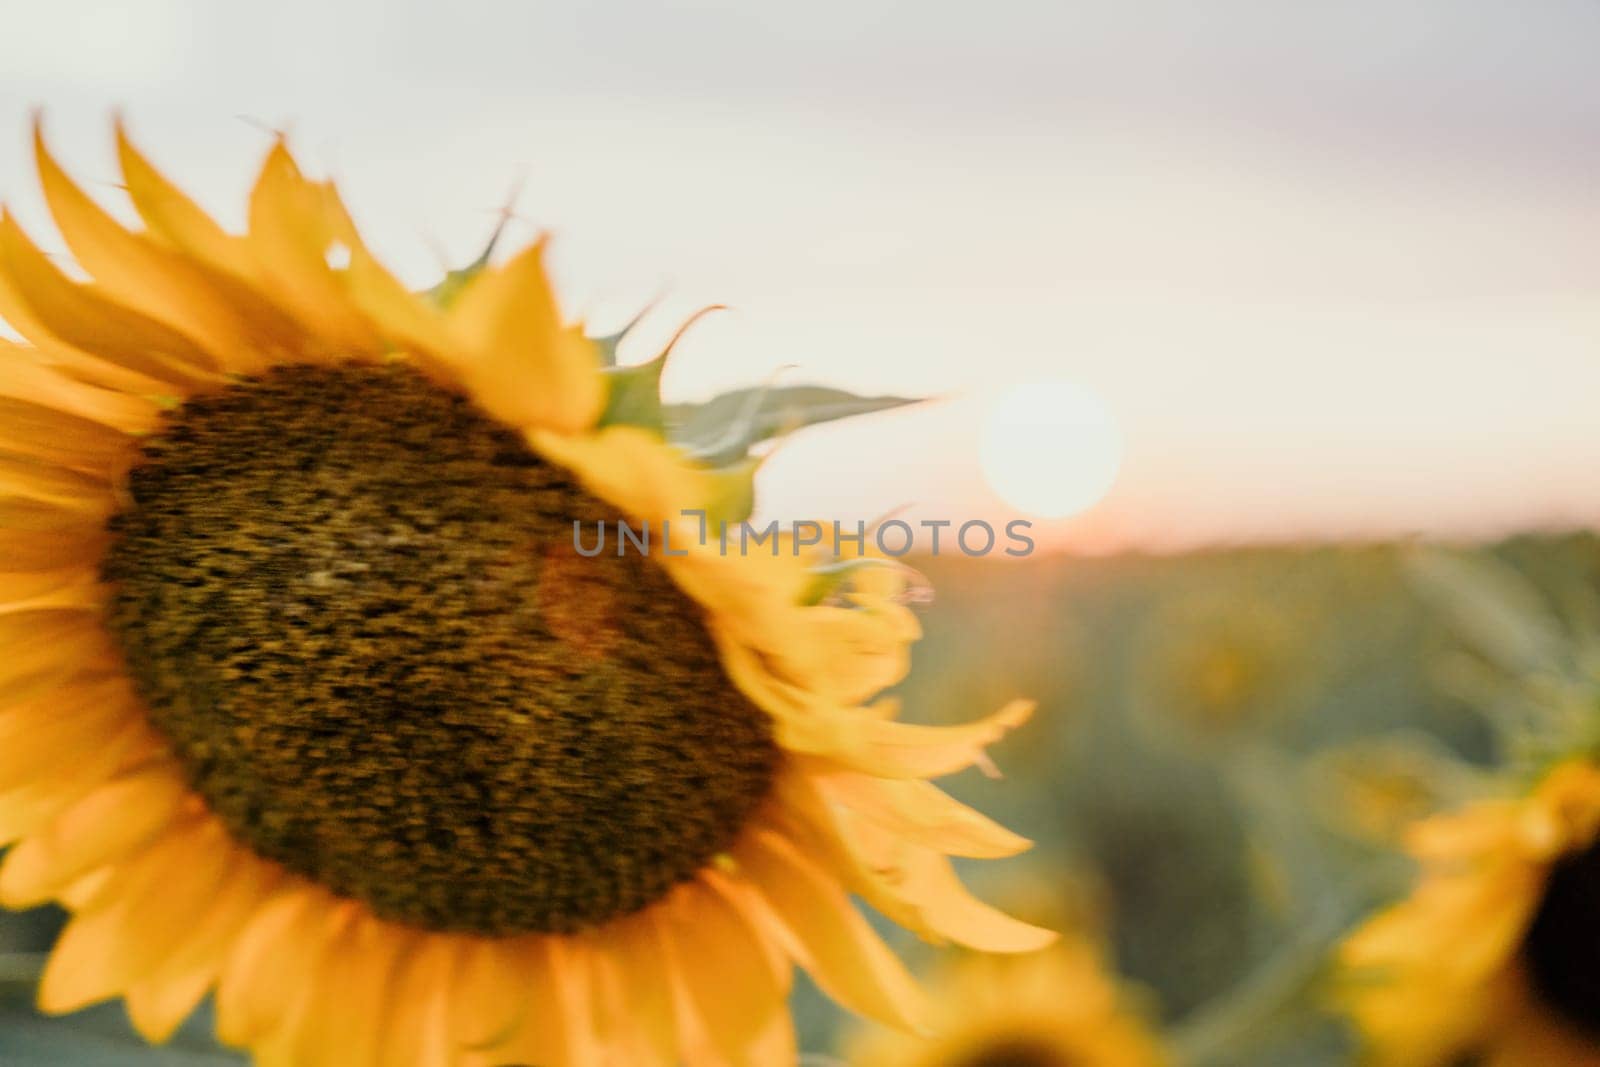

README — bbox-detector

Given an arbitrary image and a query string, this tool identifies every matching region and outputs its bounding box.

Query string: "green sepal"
[598,352,667,433]
[425,210,513,310]
[668,385,921,468]
[801,557,901,606]
[590,303,655,369]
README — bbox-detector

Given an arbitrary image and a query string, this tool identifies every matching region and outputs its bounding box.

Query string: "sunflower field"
[0,67,1597,1064]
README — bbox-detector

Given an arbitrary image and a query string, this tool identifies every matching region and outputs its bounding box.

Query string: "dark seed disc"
[1523,836,1600,1037]
[949,1038,1077,1067]
[103,362,777,936]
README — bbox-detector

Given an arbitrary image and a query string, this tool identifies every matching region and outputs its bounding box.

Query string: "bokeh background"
[2,2,1598,1063]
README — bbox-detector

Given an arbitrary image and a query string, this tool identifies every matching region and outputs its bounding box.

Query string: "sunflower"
[0,120,1053,1066]
[1131,593,1306,745]
[1340,758,1600,1066]
[845,932,1168,1067]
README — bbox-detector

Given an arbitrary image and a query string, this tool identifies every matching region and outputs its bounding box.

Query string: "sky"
[1,0,1598,552]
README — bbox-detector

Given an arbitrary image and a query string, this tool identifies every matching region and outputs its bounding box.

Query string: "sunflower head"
[0,119,1052,1066]
[847,931,1169,1067]
[1339,759,1600,1067]
[1133,593,1305,743]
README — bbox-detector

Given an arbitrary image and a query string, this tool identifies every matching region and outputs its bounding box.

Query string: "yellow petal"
[337,224,456,361]
[0,213,223,389]
[835,700,1037,780]
[736,827,929,1032]
[38,817,229,1013]
[0,452,115,511]
[813,772,1032,859]
[591,914,678,1067]
[0,681,143,789]
[0,567,105,616]
[0,346,161,432]
[885,850,1058,954]
[448,239,604,433]
[127,852,282,1042]
[449,935,537,1049]
[116,119,257,281]
[214,886,329,1045]
[34,123,286,374]
[246,142,382,360]
[379,933,456,1067]
[659,881,785,1065]
[281,912,405,1067]
[477,935,594,1067]
[0,718,164,847]
[0,608,118,700]
[0,763,190,907]
[0,395,134,474]
[531,425,713,524]
[125,963,214,1044]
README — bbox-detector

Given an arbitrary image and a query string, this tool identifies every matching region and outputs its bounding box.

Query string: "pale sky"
[2,0,1598,551]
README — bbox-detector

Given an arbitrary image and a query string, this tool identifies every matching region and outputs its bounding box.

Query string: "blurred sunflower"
[1340,759,1600,1066]
[0,121,1052,1066]
[1132,594,1306,744]
[846,933,1168,1067]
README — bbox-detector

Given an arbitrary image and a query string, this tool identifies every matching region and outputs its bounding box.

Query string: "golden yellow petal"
[590,913,678,1067]
[447,239,604,434]
[0,718,164,847]
[0,212,223,389]
[379,933,456,1067]
[125,962,215,1044]
[531,425,715,525]
[699,868,791,993]
[0,681,143,788]
[115,119,258,281]
[34,124,280,375]
[126,852,281,1041]
[0,567,104,616]
[0,346,161,432]
[0,763,190,908]
[0,608,118,703]
[474,935,593,1067]
[214,886,330,1046]
[449,935,537,1049]
[0,395,134,475]
[883,850,1058,954]
[246,142,383,360]
[836,699,1037,780]
[736,827,929,1033]
[813,772,1032,859]
[277,912,404,1067]
[38,817,228,1014]
[659,880,786,1066]
[0,450,115,512]
[546,936,599,1067]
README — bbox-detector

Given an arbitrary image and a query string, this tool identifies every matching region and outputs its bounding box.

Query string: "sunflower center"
[951,1039,1077,1067]
[102,362,778,936]
[1523,836,1600,1036]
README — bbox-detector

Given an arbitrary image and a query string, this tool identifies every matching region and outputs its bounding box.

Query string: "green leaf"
[1406,548,1567,675]
[666,385,922,467]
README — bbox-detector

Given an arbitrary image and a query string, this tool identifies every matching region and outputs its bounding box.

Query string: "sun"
[979,381,1123,519]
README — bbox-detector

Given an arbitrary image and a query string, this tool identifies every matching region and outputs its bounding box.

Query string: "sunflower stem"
[1166,891,1364,1067]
